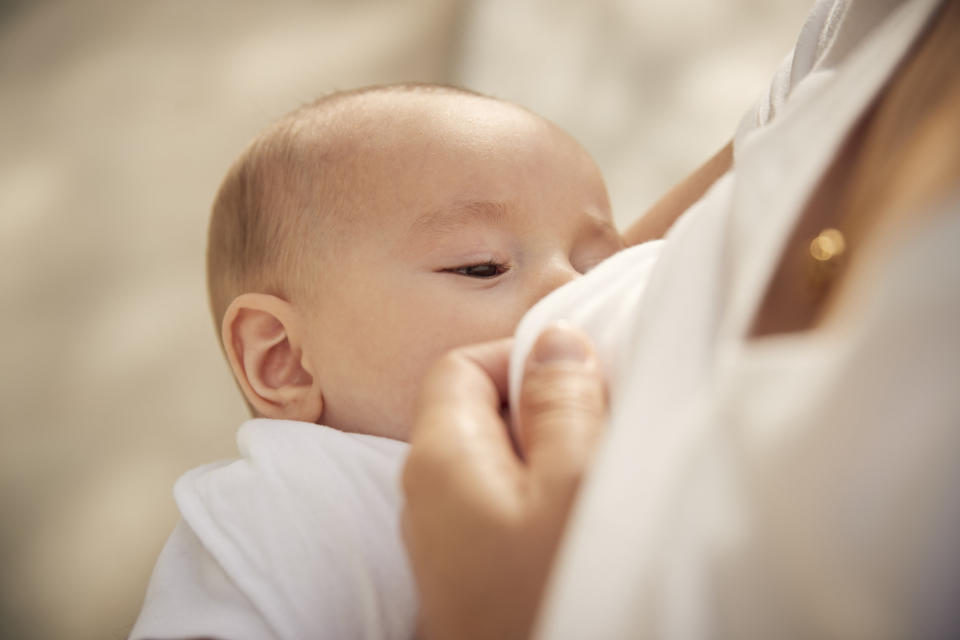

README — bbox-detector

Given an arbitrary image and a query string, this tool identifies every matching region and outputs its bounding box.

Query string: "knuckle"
[413,354,464,415]
[421,351,462,389]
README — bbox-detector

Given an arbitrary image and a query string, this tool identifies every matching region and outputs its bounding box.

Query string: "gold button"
[807,228,846,291]
[809,228,846,262]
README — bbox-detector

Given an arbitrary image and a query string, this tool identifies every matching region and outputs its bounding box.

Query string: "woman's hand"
[402,324,607,640]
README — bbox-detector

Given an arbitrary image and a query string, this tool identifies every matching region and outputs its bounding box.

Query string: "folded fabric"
[130,419,415,640]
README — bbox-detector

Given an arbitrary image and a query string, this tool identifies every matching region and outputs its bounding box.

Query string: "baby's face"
[299,92,622,439]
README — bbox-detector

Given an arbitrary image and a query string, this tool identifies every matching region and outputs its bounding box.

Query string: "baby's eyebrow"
[408,200,512,237]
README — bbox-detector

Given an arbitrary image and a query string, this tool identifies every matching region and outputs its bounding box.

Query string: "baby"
[131,83,624,640]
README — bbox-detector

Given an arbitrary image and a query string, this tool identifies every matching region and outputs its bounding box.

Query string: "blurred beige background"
[0,1,809,638]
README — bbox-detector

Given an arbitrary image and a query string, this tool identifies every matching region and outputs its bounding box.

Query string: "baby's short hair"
[206,82,487,343]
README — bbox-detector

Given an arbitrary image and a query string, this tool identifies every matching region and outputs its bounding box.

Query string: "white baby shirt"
[130,419,415,640]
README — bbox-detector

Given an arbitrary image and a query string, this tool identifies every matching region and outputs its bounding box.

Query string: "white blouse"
[509,1,959,637]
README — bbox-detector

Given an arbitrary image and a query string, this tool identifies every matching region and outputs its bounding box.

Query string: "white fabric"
[130,419,414,640]
[511,0,959,637]
[509,240,664,433]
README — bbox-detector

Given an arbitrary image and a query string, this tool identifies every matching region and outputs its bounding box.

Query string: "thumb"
[518,323,607,492]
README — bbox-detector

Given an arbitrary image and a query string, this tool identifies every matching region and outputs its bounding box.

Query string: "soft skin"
[222,91,623,440]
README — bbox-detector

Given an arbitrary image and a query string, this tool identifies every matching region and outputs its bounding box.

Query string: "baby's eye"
[444,261,509,279]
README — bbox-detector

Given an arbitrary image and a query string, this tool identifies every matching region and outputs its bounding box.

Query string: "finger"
[456,336,512,401]
[404,337,520,501]
[402,337,525,602]
[518,323,607,492]
[410,337,512,444]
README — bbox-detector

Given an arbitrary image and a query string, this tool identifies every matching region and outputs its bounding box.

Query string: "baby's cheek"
[457,304,521,343]
[378,303,516,437]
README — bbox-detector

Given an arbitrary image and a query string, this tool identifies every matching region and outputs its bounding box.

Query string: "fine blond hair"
[206,83,486,344]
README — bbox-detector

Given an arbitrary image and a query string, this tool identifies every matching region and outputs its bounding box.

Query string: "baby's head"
[208,84,622,440]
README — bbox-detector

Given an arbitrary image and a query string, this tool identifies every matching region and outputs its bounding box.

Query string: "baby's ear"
[221,293,323,422]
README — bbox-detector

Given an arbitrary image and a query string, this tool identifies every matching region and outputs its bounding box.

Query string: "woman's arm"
[623,140,733,245]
